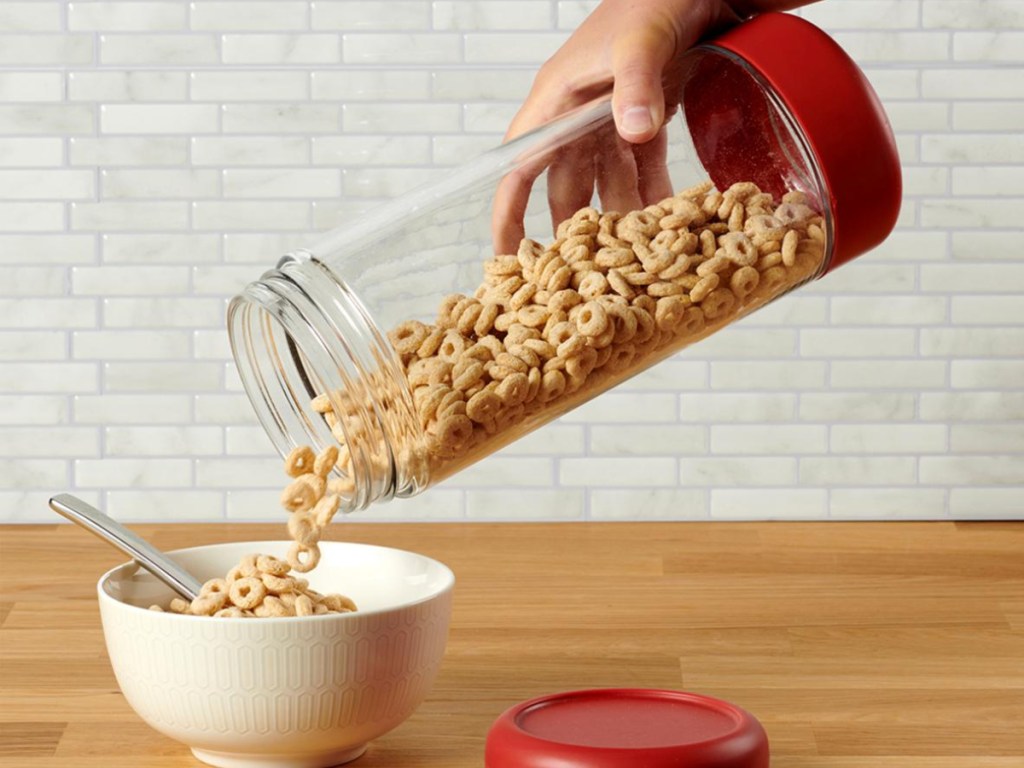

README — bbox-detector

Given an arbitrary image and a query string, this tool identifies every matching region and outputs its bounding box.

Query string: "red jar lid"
[682,12,902,274]
[485,688,769,768]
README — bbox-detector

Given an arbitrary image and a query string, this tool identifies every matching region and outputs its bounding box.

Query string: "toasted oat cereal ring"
[313,444,339,478]
[631,305,656,343]
[606,269,635,299]
[690,273,720,303]
[148,604,164,612]
[254,596,291,618]
[640,248,675,276]
[473,302,501,337]
[774,202,815,227]
[287,542,321,574]
[438,389,465,418]
[578,271,609,301]
[169,597,190,614]
[214,606,246,618]
[759,251,784,269]
[416,383,449,422]
[759,265,788,294]
[521,337,556,359]
[556,332,586,359]
[658,254,692,281]
[655,295,689,332]
[453,299,484,336]
[728,201,745,232]
[560,242,591,265]
[700,288,736,321]
[542,311,569,338]
[595,247,634,269]
[575,301,609,337]
[696,254,730,277]
[526,366,542,402]
[389,320,429,355]
[758,238,782,256]
[312,493,341,527]
[518,237,543,267]
[323,594,358,613]
[509,282,537,311]
[720,231,758,266]
[517,305,550,328]
[605,344,636,373]
[310,394,332,414]
[698,229,717,260]
[438,413,473,453]
[744,214,785,241]
[484,254,521,277]
[453,359,485,392]
[284,445,316,478]
[288,511,322,547]
[200,578,230,597]
[648,281,685,297]
[437,331,470,362]
[467,389,502,423]
[190,593,227,616]
[607,304,638,344]
[678,306,705,336]
[625,210,661,236]
[493,351,527,374]
[545,264,573,292]
[548,288,582,313]
[304,473,327,500]
[566,345,598,381]
[294,594,314,617]
[506,343,541,369]
[496,372,529,407]
[624,270,658,287]
[632,293,657,313]
[730,265,760,298]
[280,476,320,513]
[782,229,800,266]
[229,576,267,610]
[256,555,290,577]
[539,369,567,402]
[590,318,617,349]
[261,572,299,595]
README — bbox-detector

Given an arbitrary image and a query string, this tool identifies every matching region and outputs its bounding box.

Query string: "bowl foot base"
[191,744,368,768]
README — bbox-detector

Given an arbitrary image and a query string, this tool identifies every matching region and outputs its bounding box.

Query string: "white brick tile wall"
[0,1,1019,524]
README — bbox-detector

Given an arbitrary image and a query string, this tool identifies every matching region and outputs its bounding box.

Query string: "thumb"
[610,25,676,144]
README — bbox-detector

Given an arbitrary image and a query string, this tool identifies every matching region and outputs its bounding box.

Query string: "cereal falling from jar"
[152,444,355,617]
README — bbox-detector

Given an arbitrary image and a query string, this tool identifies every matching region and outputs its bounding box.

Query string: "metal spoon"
[49,493,203,602]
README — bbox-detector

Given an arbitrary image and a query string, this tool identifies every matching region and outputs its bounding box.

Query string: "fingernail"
[621,106,653,136]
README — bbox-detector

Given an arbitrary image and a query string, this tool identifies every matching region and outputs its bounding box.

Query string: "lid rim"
[486,687,770,768]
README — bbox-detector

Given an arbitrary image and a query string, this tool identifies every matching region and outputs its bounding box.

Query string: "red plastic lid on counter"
[683,12,902,275]
[485,688,769,768]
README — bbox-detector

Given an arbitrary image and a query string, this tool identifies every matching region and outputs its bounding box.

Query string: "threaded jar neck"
[227,252,427,513]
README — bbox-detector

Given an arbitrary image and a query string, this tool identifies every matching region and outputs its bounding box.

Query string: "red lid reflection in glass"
[485,688,769,768]
[682,12,902,274]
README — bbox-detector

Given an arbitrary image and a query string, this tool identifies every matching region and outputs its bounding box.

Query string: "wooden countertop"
[1,520,1022,766]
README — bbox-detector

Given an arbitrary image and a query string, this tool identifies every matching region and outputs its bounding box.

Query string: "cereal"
[284,445,316,477]
[292,180,824,519]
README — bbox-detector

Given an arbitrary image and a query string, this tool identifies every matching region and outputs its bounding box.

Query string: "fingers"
[595,127,642,213]
[547,135,597,234]
[492,164,541,255]
[610,23,677,144]
[633,124,674,205]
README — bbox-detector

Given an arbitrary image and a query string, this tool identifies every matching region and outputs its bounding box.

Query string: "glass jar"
[228,12,902,513]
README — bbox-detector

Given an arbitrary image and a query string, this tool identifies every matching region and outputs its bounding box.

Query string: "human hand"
[492,0,743,254]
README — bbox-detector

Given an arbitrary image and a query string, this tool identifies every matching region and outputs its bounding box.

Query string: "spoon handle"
[49,493,203,601]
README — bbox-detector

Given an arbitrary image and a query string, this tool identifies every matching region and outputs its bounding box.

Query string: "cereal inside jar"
[228,16,900,515]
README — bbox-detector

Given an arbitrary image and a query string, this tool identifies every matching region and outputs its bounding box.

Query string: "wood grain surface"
[1,520,1022,767]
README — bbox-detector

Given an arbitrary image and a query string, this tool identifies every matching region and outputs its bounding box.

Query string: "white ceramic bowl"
[98,541,454,768]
